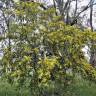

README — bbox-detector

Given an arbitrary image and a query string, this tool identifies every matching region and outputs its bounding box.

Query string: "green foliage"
[1,1,96,95]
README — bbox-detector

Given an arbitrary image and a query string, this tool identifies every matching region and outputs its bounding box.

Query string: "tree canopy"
[0,0,96,95]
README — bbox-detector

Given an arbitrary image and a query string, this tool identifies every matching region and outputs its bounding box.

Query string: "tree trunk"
[89,0,96,67]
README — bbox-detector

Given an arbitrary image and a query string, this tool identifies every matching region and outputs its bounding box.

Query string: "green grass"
[0,79,29,96]
[0,78,96,96]
[71,79,96,96]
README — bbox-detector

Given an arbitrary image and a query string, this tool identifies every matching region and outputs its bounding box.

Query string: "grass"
[0,79,29,96]
[71,79,96,96]
[0,78,96,96]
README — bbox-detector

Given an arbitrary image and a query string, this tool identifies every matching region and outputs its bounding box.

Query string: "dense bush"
[0,1,96,95]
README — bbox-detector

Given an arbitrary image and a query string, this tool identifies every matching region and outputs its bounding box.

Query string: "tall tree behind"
[48,0,96,66]
[89,0,96,66]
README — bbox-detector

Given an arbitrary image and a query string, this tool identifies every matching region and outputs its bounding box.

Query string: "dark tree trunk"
[89,0,96,67]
